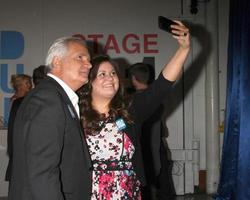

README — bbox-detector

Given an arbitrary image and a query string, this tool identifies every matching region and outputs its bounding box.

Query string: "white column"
[205,0,220,194]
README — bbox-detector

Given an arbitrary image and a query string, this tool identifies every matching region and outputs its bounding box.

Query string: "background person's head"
[45,36,92,91]
[128,63,152,90]
[32,65,47,86]
[10,74,32,100]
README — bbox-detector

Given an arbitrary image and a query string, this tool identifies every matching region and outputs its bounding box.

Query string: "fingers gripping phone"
[158,16,178,34]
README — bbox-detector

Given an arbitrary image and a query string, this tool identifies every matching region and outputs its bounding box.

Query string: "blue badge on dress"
[115,118,126,131]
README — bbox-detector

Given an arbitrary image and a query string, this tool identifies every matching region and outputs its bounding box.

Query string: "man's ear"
[131,75,138,86]
[52,56,61,71]
[132,75,139,82]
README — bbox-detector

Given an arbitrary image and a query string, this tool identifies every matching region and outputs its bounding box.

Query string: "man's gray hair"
[45,36,87,72]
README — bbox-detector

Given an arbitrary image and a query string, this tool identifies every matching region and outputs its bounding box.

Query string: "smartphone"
[158,16,178,34]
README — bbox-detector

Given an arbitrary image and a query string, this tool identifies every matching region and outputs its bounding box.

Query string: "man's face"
[53,42,92,91]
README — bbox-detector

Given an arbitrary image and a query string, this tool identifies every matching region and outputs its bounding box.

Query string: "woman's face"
[91,61,119,100]
[19,79,32,94]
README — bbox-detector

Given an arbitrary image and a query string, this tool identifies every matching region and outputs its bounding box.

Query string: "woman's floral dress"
[86,121,141,200]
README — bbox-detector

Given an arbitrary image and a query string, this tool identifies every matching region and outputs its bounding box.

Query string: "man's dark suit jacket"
[8,77,92,200]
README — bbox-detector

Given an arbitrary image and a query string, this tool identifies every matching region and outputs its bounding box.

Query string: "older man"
[8,37,92,200]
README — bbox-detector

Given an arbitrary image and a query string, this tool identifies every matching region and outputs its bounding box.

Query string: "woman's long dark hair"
[79,55,133,135]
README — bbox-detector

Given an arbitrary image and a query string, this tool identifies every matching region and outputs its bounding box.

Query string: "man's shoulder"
[17,80,66,120]
[31,77,65,97]
[20,78,64,109]
[37,76,60,89]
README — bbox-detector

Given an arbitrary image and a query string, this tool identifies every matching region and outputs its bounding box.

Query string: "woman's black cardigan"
[126,72,173,185]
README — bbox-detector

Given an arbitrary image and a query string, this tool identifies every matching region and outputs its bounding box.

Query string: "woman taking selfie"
[80,20,190,199]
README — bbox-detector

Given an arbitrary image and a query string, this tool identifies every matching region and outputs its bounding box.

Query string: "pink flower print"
[120,172,134,198]
[98,173,115,200]
[124,134,131,151]
[116,138,122,144]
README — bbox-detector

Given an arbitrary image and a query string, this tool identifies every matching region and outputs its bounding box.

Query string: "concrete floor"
[0,194,213,200]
